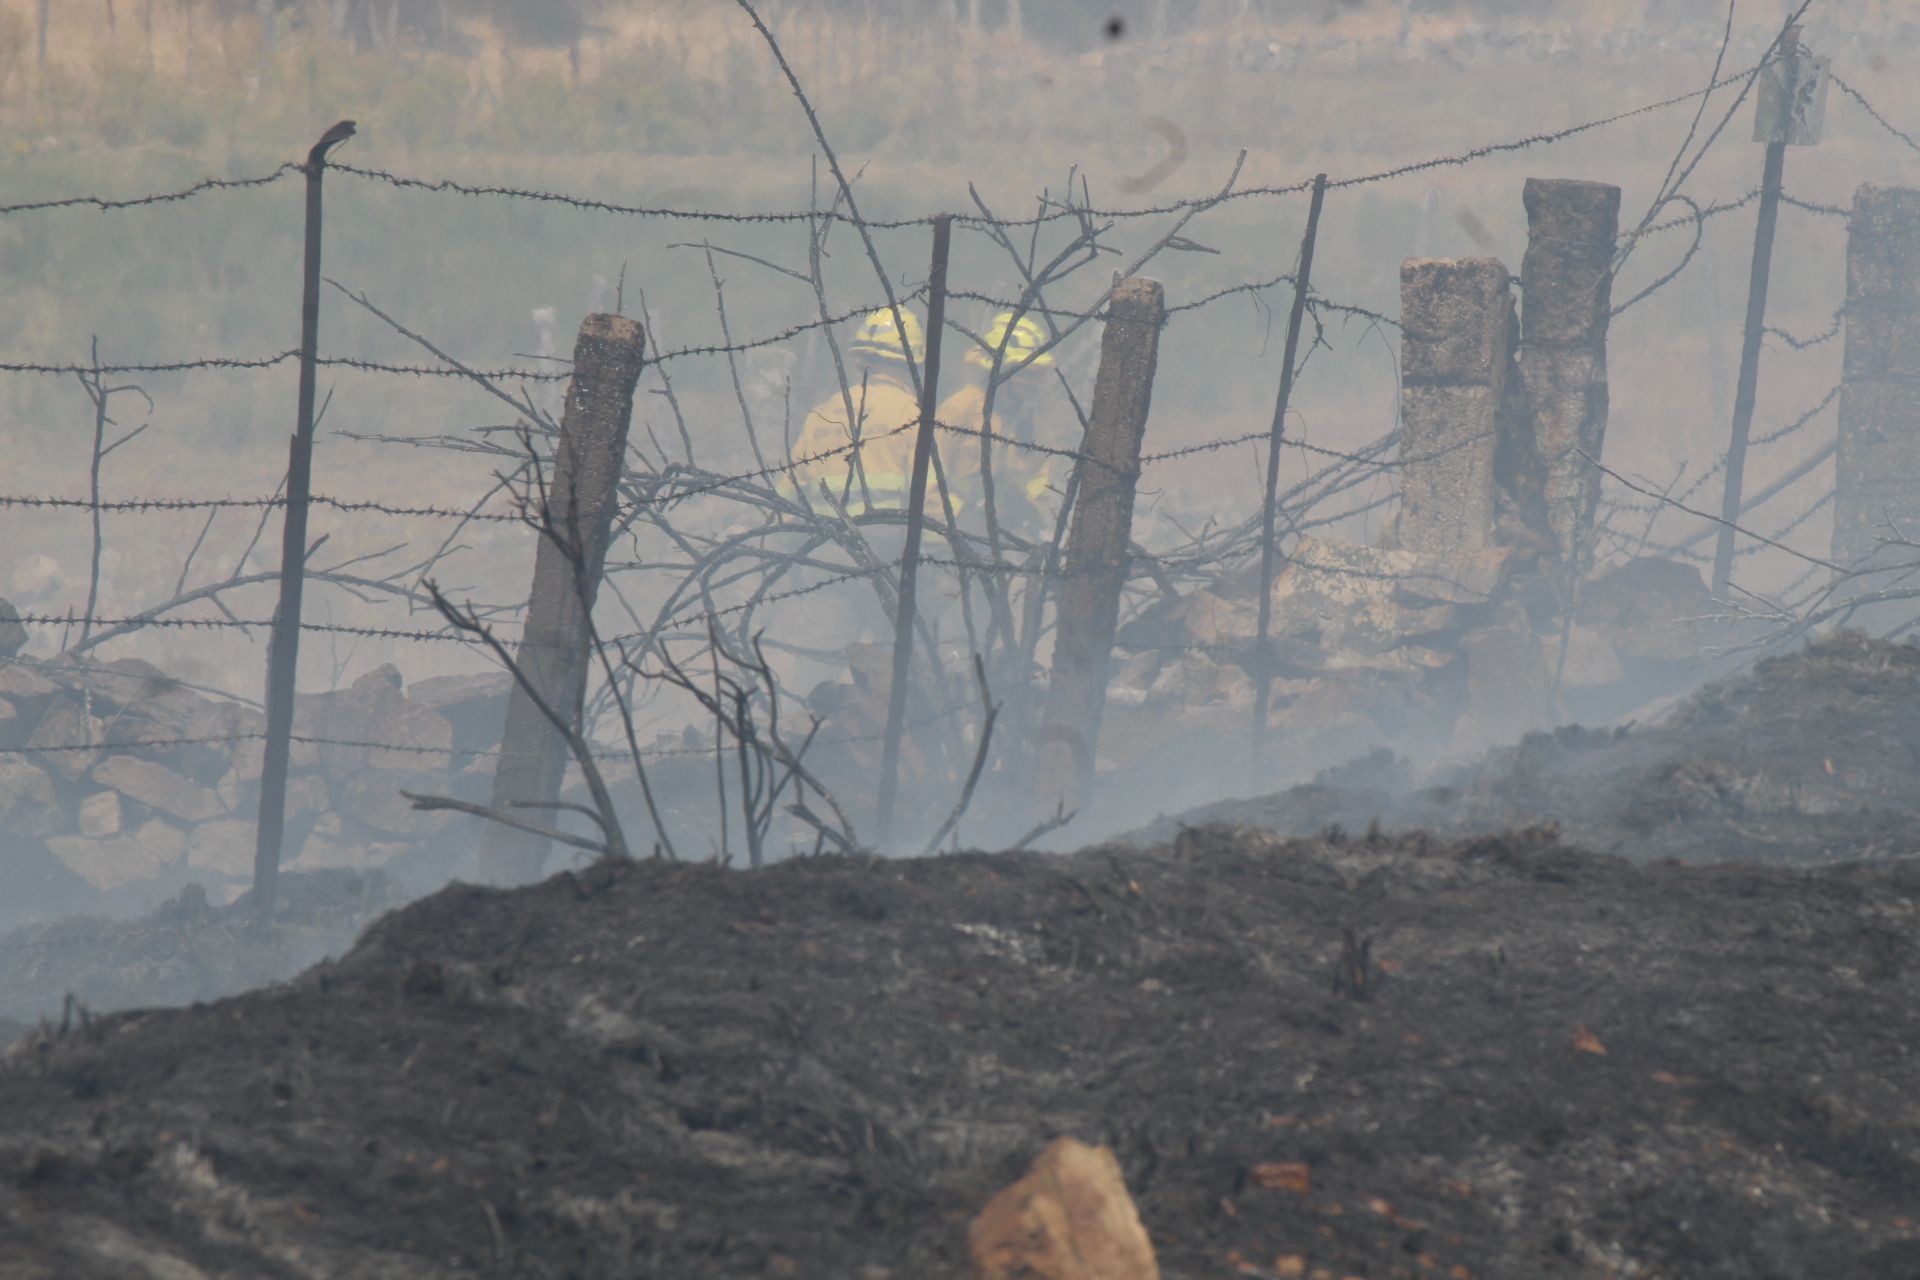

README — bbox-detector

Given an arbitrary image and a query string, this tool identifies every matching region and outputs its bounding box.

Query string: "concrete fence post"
[1386,258,1513,562]
[1833,185,1920,581]
[1518,177,1620,570]
[480,313,647,884]
[1035,277,1164,813]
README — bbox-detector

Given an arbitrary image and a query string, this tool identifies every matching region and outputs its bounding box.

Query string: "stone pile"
[0,610,510,903]
[1110,542,1742,771]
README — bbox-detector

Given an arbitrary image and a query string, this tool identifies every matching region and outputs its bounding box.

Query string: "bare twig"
[418,577,630,860]
[921,654,1000,855]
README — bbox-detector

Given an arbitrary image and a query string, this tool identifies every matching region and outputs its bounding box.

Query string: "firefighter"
[937,310,1058,537]
[786,307,935,512]
[780,305,966,671]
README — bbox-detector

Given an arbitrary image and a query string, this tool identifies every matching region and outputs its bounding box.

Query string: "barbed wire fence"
[2,27,1917,885]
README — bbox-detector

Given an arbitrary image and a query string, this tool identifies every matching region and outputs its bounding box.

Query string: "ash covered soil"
[4,837,1920,1278]
[1126,631,1920,865]
[1,636,1919,1278]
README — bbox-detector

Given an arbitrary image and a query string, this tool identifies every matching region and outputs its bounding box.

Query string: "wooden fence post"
[1832,185,1920,586]
[1035,277,1164,814]
[251,120,354,923]
[480,312,648,884]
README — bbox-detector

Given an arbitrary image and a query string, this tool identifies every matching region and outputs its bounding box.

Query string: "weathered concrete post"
[1386,258,1513,562]
[1832,185,1920,582]
[1518,178,1620,570]
[481,313,647,884]
[1036,277,1164,812]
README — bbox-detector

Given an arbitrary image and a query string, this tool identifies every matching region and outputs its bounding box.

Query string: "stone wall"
[0,638,509,908]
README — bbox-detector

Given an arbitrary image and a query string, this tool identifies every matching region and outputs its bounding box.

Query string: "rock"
[0,662,60,709]
[969,1137,1160,1280]
[41,656,202,724]
[0,597,24,657]
[1145,588,1250,648]
[1556,624,1627,690]
[77,790,123,838]
[0,699,32,754]
[409,671,512,755]
[185,699,267,746]
[0,759,58,838]
[288,831,403,873]
[1576,556,1719,665]
[1146,651,1252,707]
[339,770,452,838]
[93,755,225,824]
[1260,536,1506,673]
[295,673,454,777]
[26,698,107,782]
[187,819,258,877]
[45,833,173,891]
[133,818,187,865]
[288,812,381,872]
[287,772,327,817]
[231,733,319,782]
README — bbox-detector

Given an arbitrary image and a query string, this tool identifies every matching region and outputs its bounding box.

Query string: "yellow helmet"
[850,307,925,364]
[968,311,1055,371]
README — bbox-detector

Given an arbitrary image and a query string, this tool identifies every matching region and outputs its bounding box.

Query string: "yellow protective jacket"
[789,370,976,513]
[936,383,1053,508]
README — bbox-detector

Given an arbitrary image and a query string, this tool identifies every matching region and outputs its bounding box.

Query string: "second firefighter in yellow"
[937,310,1056,534]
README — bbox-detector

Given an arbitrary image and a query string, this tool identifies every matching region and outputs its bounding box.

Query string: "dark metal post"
[1713,28,1799,594]
[1250,173,1328,776]
[252,120,355,922]
[876,214,953,846]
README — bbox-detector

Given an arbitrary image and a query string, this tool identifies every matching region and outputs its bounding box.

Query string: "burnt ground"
[0,830,1917,1279]
[0,634,1917,1278]
[1125,631,1920,866]
[0,872,404,1042]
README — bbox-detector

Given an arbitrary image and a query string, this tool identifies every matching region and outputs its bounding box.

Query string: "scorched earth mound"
[2,823,1917,1279]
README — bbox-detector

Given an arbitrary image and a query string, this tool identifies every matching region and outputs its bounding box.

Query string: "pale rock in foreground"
[969,1137,1159,1280]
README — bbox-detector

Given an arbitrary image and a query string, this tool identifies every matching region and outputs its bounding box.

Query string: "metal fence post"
[876,213,953,847]
[251,119,354,923]
[1250,173,1327,778]
[1714,25,1824,594]
[1035,276,1165,815]
[481,313,649,884]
